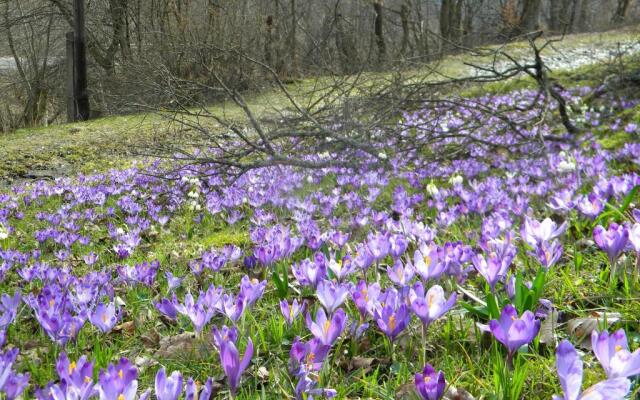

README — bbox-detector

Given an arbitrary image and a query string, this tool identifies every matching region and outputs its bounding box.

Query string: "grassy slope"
[1,28,638,184]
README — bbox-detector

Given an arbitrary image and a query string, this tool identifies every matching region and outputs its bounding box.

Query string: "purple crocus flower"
[593,223,629,265]
[553,340,631,400]
[534,240,563,270]
[280,299,305,325]
[294,374,337,400]
[472,252,509,292]
[221,293,246,324]
[95,358,138,400]
[0,291,20,330]
[489,304,540,357]
[387,259,415,286]
[413,246,447,282]
[0,349,29,399]
[576,193,604,219]
[49,381,95,400]
[56,352,94,393]
[591,329,640,379]
[410,283,457,327]
[327,254,357,281]
[155,295,180,320]
[89,302,120,333]
[155,367,182,400]
[290,337,331,374]
[629,223,640,253]
[185,377,213,400]
[315,280,351,314]
[164,271,183,291]
[521,216,567,248]
[292,258,327,289]
[218,337,253,395]
[2,373,30,400]
[212,325,239,350]
[83,252,98,266]
[305,308,347,345]
[352,280,381,318]
[239,276,266,307]
[374,300,411,342]
[414,364,445,400]
[176,293,215,333]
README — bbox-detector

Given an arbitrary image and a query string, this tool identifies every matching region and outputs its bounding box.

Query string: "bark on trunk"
[373,1,386,64]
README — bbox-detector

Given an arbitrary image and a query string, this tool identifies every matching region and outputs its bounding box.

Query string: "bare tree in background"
[612,0,634,23]
[0,0,638,132]
[1,0,60,128]
[136,30,598,181]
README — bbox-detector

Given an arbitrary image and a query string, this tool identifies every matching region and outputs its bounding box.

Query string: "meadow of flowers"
[0,86,639,399]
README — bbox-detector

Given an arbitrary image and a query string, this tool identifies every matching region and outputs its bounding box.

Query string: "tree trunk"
[550,0,577,33]
[440,0,451,41]
[612,0,633,23]
[289,0,298,77]
[577,0,591,31]
[373,0,386,64]
[400,0,411,57]
[73,0,90,121]
[335,1,359,73]
[440,0,463,48]
[520,0,542,34]
[462,0,475,45]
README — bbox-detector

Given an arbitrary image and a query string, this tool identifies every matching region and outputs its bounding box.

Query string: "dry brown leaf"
[141,329,160,349]
[539,309,559,345]
[155,332,214,359]
[395,382,418,400]
[444,387,476,400]
[567,311,621,348]
[113,320,136,336]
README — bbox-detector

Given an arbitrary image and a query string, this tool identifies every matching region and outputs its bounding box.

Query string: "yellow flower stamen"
[615,345,623,352]
[69,361,77,374]
[118,369,123,379]
[389,315,396,332]
[323,320,331,334]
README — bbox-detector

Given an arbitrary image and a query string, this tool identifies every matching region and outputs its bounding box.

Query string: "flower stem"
[421,322,427,367]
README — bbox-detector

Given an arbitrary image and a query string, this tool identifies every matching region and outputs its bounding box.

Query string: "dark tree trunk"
[520,0,542,33]
[612,0,633,23]
[373,0,386,64]
[550,0,577,33]
[440,0,463,48]
[73,0,90,121]
[335,1,359,73]
[400,0,411,57]
[289,0,298,77]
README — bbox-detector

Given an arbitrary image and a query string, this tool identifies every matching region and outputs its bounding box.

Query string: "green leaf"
[460,301,489,319]
[486,292,501,319]
[619,185,639,214]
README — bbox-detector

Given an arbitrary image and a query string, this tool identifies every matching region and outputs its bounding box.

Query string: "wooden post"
[73,0,90,121]
[66,31,76,122]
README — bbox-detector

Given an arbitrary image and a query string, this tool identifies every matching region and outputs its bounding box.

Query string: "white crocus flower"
[426,182,439,196]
